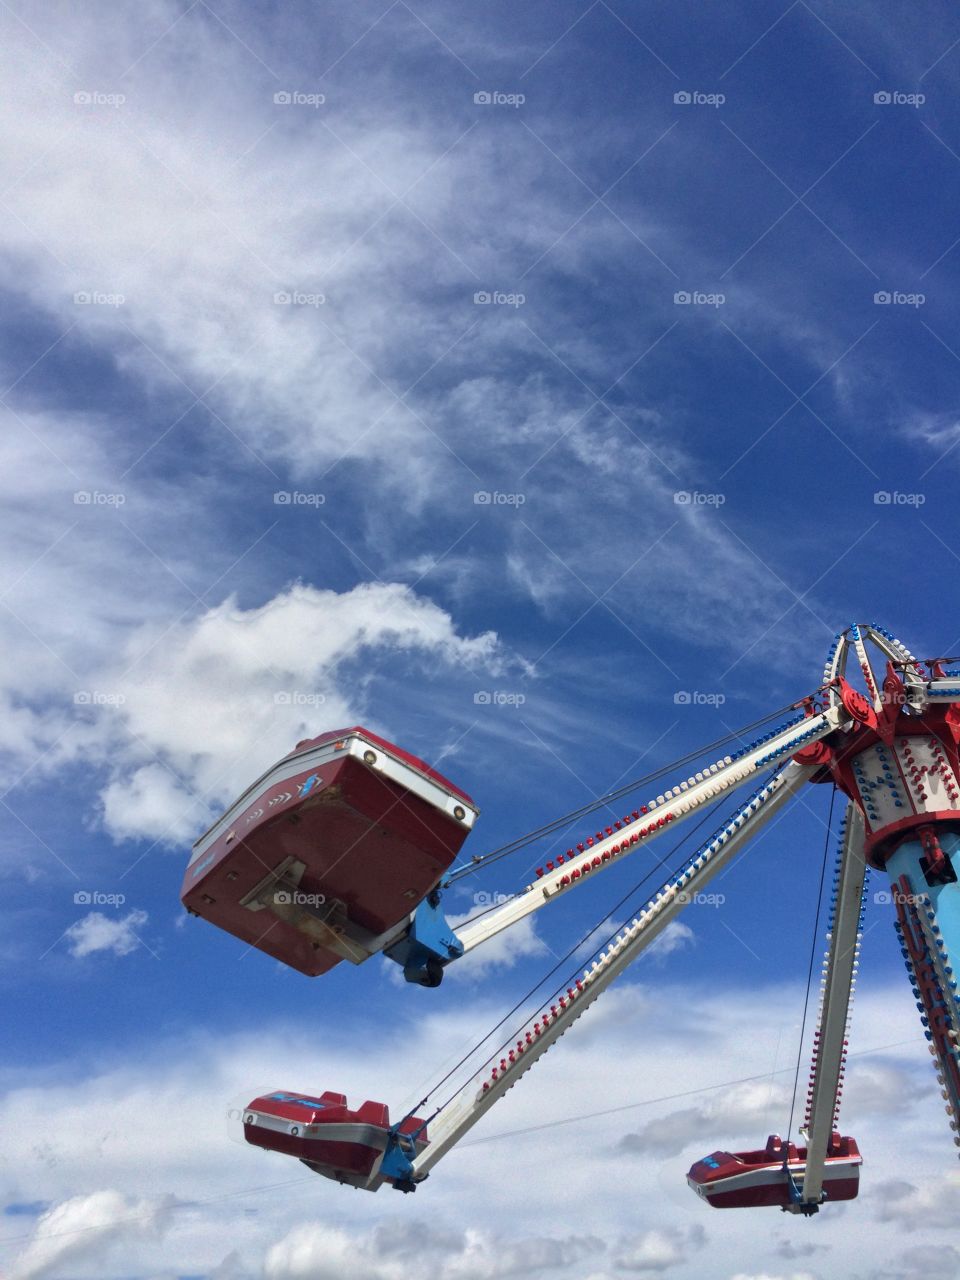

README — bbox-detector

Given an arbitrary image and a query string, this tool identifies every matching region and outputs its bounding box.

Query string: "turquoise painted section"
[886,832,960,961]
[384,893,464,985]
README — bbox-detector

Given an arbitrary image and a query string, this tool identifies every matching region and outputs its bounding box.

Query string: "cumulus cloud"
[63,908,149,957]
[444,911,550,982]
[0,573,504,857]
[728,1274,817,1280]
[618,1079,789,1159]
[878,1243,960,1280]
[9,1189,173,1280]
[612,1224,705,1272]
[644,919,695,963]
[90,580,501,843]
[0,0,835,696]
[0,981,948,1279]
[872,1176,960,1228]
[264,1221,604,1280]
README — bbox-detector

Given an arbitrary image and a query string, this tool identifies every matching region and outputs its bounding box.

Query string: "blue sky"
[3,1,960,1277]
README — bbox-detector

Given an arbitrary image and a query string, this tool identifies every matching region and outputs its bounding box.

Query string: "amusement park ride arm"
[795,806,866,1211]
[396,762,818,1187]
[204,623,960,1212]
[450,707,849,961]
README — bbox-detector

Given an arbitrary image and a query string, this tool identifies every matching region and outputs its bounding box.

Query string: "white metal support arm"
[454,710,846,958]
[796,806,866,1209]
[406,762,816,1184]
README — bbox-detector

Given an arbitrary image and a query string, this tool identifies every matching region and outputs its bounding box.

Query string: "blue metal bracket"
[783,1160,821,1216]
[384,890,464,986]
[380,1125,422,1193]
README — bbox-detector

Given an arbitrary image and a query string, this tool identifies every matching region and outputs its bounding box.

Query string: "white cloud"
[644,919,695,963]
[0,569,504,857]
[612,1225,705,1272]
[0,978,947,1280]
[264,1222,602,1280]
[99,763,202,845]
[92,580,501,844]
[9,1189,173,1280]
[728,1274,817,1280]
[902,409,960,456]
[871,1175,960,1229]
[0,0,841,687]
[63,908,148,957]
[444,912,550,982]
[618,1079,790,1159]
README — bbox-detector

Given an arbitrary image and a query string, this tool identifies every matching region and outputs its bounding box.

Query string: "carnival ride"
[182,624,960,1213]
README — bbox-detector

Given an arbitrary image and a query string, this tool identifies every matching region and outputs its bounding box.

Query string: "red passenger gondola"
[687,1133,861,1209]
[243,1089,428,1188]
[181,727,477,975]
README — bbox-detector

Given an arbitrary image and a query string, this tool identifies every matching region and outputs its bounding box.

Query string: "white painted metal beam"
[412,763,816,1181]
[455,711,845,957]
[798,805,865,1208]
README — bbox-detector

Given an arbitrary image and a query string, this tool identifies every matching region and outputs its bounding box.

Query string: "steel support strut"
[408,763,816,1184]
[796,806,866,1211]
[452,713,846,958]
